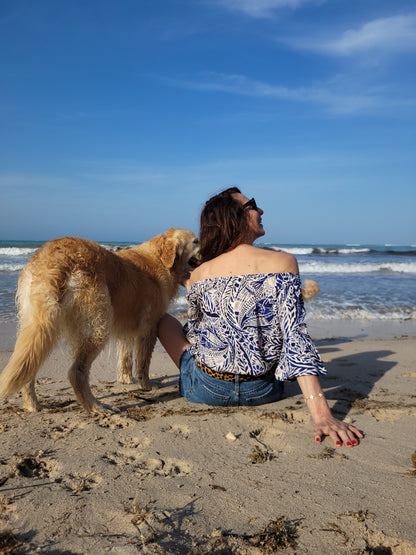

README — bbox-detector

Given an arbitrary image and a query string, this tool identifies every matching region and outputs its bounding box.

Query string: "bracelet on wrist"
[304,392,324,402]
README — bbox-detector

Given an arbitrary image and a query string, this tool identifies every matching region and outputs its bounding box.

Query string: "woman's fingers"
[315,418,364,447]
[336,428,358,447]
[348,425,364,439]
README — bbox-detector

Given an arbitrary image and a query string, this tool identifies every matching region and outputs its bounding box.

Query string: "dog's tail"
[0,322,58,399]
[0,268,61,400]
[301,279,320,301]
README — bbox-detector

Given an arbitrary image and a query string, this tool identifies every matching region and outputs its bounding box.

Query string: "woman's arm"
[296,374,363,447]
[158,314,191,369]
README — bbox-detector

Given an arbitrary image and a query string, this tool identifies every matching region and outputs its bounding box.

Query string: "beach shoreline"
[1,321,416,553]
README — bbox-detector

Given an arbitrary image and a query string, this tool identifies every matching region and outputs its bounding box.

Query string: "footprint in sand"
[63,472,103,493]
[164,423,191,437]
[115,448,144,464]
[102,450,141,466]
[0,494,18,527]
[48,423,78,440]
[96,414,131,429]
[370,408,414,421]
[118,436,151,449]
[36,377,55,385]
[102,436,151,466]
[12,451,59,480]
[136,458,192,477]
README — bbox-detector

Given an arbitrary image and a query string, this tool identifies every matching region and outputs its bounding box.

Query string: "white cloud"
[166,72,412,115]
[208,0,319,18]
[288,13,416,55]
[0,174,70,190]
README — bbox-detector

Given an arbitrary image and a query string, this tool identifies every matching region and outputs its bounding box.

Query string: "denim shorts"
[179,349,284,407]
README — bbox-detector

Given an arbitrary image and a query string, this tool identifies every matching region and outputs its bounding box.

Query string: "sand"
[0,320,416,554]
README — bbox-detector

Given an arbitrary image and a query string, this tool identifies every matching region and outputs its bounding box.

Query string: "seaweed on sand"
[191,517,300,553]
[309,447,348,460]
[407,450,416,477]
[0,529,23,554]
[226,517,299,552]
[248,444,275,464]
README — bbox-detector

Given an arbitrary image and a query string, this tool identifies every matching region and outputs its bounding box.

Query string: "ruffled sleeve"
[275,274,326,381]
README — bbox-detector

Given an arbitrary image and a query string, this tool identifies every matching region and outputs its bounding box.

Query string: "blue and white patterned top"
[184,273,326,381]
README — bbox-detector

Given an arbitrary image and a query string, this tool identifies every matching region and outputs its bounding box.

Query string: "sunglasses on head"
[243,198,258,211]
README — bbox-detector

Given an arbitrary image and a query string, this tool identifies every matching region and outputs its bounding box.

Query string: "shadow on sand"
[313,336,396,419]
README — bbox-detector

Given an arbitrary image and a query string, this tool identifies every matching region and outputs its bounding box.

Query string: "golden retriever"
[0,229,199,415]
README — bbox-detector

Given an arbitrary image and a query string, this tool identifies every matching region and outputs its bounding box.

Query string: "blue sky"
[0,0,415,245]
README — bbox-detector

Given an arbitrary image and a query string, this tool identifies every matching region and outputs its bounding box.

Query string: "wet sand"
[0,320,415,554]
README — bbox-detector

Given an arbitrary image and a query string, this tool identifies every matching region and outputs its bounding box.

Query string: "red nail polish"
[336,441,341,446]
[316,437,321,442]
[352,440,358,445]
[346,442,352,447]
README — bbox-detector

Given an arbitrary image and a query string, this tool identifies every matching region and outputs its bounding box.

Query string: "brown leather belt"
[197,361,272,383]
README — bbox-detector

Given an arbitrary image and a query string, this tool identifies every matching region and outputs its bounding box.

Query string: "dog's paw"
[89,402,120,416]
[23,401,43,412]
[118,374,138,385]
[138,378,152,391]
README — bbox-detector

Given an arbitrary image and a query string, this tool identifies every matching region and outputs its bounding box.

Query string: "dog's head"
[159,229,200,278]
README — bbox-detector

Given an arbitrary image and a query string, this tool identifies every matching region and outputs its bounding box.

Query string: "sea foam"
[0,247,38,257]
[299,261,416,274]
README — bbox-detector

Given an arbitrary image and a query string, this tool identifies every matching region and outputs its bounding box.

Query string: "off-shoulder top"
[184,273,326,381]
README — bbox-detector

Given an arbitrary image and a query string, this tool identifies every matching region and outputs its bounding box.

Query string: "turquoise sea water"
[0,240,415,324]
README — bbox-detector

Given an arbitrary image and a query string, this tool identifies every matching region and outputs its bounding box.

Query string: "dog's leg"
[135,328,158,391]
[65,282,117,415]
[117,338,136,384]
[68,342,116,415]
[21,379,42,412]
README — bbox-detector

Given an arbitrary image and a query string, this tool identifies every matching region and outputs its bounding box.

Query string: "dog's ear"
[160,233,183,269]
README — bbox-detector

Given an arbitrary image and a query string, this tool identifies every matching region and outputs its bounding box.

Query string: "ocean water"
[0,240,415,325]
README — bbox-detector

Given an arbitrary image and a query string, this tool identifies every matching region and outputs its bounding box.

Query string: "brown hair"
[199,187,250,263]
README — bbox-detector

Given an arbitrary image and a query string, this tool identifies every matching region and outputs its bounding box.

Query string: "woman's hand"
[314,415,363,447]
[296,375,364,447]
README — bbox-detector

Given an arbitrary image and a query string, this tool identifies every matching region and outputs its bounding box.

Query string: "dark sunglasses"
[243,198,259,211]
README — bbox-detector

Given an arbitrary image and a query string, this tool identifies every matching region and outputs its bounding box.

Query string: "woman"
[158,187,363,447]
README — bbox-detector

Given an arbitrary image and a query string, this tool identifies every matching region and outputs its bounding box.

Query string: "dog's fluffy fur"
[0,229,199,414]
[301,279,320,301]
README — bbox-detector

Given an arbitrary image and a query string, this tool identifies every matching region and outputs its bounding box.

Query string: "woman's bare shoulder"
[187,245,299,289]
[188,260,214,288]
[255,247,299,274]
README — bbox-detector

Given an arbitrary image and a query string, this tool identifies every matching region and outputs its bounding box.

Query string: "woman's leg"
[239,377,284,406]
[157,314,191,368]
[158,315,234,405]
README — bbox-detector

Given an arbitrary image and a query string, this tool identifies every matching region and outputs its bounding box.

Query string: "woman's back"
[188,244,299,289]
